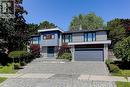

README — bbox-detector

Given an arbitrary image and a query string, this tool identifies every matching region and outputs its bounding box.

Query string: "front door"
[47,47,54,57]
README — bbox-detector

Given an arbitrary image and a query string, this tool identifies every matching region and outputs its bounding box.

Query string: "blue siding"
[40,31,60,46]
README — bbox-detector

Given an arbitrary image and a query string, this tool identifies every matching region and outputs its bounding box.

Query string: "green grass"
[0,77,7,83]
[116,81,130,87]
[122,70,130,76]
[0,64,16,74]
[112,70,130,77]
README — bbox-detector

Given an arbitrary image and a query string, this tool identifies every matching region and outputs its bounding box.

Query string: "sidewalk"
[0,73,130,82]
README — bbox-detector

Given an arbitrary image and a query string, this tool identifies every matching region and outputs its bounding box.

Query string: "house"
[30,27,111,61]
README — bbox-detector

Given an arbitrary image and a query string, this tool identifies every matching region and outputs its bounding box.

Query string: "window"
[32,37,39,44]
[63,34,72,43]
[88,33,93,41]
[84,32,96,42]
[43,34,55,40]
[1,1,14,14]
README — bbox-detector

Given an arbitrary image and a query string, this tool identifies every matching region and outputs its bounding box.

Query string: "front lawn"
[116,81,130,87]
[0,77,7,83]
[0,64,16,74]
[112,70,130,77]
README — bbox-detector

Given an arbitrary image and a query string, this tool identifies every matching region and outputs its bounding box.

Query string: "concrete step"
[32,58,69,63]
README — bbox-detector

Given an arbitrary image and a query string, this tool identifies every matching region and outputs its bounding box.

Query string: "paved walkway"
[0,58,119,87]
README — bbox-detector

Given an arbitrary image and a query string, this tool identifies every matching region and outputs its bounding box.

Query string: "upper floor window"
[43,34,55,40]
[84,32,96,42]
[63,34,72,43]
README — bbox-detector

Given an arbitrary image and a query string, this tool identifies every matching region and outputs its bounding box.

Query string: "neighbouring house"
[30,27,111,61]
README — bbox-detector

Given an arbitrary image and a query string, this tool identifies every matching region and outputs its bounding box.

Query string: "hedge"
[8,51,33,63]
[8,51,31,58]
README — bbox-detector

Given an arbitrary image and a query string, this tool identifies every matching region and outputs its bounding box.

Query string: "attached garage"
[74,45,104,61]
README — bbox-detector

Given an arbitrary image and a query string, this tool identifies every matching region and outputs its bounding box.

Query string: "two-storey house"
[30,28,111,61]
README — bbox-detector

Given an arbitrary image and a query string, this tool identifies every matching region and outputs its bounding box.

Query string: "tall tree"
[38,21,57,29]
[28,23,39,35]
[69,13,104,31]
[107,18,130,48]
[0,0,28,51]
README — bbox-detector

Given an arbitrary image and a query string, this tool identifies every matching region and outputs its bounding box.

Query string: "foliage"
[109,64,120,73]
[106,60,130,77]
[0,53,11,66]
[116,81,130,87]
[0,77,7,83]
[58,53,72,61]
[38,21,57,29]
[114,36,130,62]
[107,18,127,48]
[0,0,28,51]
[14,63,21,69]
[0,64,15,73]
[105,59,113,65]
[28,23,39,35]
[30,44,40,57]
[20,61,26,66]
[106,60,120,73]
[8,51,30,58]
[69,12,104,31]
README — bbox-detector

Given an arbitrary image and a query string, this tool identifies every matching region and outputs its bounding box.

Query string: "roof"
[38,27,64,33]
[63,28,109,34]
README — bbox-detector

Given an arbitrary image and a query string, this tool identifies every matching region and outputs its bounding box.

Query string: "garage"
[74,48,104,61]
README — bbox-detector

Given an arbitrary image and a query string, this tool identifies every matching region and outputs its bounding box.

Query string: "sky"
[23,0,130,31]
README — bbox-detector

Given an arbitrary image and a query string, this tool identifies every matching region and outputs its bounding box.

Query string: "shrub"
[9,51,30,58]
[58,53,72,61]
[8,51,31,63]
[14,63,21,69]
[0,53,11,66]
[114,36,130,62]
[105,59,113,65]
[30,44,40,57]
[20,61,26,66]
[108,64,120,73]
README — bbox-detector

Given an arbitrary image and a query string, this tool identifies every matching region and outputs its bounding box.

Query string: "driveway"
[1,58,116,87]
[17,59,108,75]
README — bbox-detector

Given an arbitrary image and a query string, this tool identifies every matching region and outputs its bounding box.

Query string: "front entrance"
[47,46,54,57]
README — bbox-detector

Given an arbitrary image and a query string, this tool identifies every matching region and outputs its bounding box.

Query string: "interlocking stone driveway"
[17,58,109,75]
[1,58,117,87]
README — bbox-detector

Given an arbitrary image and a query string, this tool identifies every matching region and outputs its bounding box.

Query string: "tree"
[28,23,39,35]
[38,21,57,29]
[0,0,28,51]
[69,13,104,31]
[114,36,130,63]
[107,18,129,48]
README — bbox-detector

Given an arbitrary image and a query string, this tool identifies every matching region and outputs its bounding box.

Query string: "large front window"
[84,32,96,42]
[63,34,72,43]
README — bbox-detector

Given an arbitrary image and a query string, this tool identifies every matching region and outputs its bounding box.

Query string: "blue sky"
[23,0,130,31]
